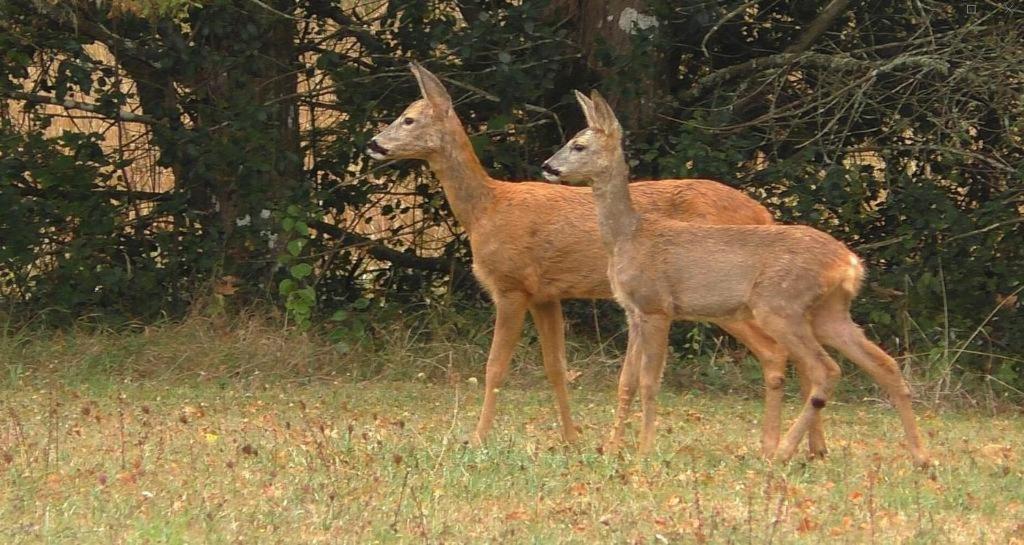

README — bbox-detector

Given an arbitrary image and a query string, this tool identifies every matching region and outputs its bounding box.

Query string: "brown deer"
[540,90,930,466]
[367,62,825,457]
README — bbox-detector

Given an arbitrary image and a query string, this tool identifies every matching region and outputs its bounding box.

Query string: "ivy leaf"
[351,298,371,310]
[290,263,313,279]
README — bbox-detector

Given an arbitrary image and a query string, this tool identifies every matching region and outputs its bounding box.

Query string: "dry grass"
[1,314,1023,543]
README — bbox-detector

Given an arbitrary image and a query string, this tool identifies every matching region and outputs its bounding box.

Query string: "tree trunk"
[548,0,671,129]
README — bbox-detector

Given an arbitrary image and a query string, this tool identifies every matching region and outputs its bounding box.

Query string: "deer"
[366,62,828,458]
[539,89,930,466]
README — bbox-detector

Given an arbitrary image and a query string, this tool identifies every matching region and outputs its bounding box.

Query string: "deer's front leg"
[472,293,528,444]
[636,313,672,455]
[605,313,641,453]
[530,300,579,443]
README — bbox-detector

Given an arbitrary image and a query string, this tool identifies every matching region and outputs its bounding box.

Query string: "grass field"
[1,318,1023,544]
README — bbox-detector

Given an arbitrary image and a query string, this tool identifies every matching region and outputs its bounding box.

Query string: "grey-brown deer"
[367,62,826,457]
[540,90,929,466]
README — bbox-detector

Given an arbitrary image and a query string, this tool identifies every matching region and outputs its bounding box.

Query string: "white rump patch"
[618,7,659,34]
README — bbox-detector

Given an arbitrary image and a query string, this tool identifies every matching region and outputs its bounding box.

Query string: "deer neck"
[425,118,495,235]
[591,153,639,252]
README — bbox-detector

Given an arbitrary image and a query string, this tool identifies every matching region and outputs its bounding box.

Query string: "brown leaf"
[979,443,1015,464]
[504,510,528,522]
[796,515,818,533]
[118,470,140,485]
[996,293,1019,309]
[213,275,240,295]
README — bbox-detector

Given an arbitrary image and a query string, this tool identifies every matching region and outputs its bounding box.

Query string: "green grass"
[1,317,1023,543]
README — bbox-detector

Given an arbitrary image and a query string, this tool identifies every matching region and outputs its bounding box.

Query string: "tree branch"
[679,50,953,106]
[1,90,163,125]
[303,0,388,55]
[785,0,855,55]
[309,219,469,277]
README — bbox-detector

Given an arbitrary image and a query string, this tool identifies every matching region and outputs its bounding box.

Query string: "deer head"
[366,62,455,161]
[541,90,624,185]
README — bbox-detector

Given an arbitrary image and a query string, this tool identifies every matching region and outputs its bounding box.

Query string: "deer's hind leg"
[752,310,842,463]
[473,292,528,444]
[530,299,579,443]
[716,320,790,457]
[795,362,829,458]
[811,294,930,467]
[719,320,827,458]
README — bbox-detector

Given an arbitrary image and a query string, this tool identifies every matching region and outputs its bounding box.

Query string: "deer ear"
[574,90,599,128]
[409,62,452,115]
[589,90,622,137]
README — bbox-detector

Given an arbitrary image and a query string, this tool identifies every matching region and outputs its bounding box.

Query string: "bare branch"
[700,1,760,59]
[309,220,469,278]
[785,0,855,55]
[945,218,1024,243]
[1,90,163,125]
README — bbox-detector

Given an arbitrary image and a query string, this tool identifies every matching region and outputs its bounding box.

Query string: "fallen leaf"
[979,444,1015,464]
[996,293,1019,309]
[796,515,818,533]
[504,510,528,522]
[213,275,240,295]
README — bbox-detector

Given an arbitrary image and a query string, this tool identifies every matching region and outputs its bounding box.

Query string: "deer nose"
[541,163,560,176]
[366,139,389,157]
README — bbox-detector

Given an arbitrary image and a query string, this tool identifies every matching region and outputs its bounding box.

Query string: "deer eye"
[403,117,415,126]
[572,143,586,152]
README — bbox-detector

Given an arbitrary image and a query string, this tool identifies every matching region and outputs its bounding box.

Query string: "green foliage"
[0,125,190,319]
[277,205,316,329]
[1,1,1021,382]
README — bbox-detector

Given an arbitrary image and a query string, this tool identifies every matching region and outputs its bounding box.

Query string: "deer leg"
[755,312,841,463]
[472,293,528,444]
[775,346,841,463]
[794,357,829,458]
[813,302,930,467]
[606,313,641,453]
[530,300,579,443]
[717,320,790,457]
[636,313,672,455]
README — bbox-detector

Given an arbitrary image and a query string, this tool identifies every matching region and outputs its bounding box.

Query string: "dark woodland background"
[1,1,1021,383]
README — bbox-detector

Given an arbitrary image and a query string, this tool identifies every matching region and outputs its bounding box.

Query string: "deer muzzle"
[366,139,389,160]
[541,163,561,181]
